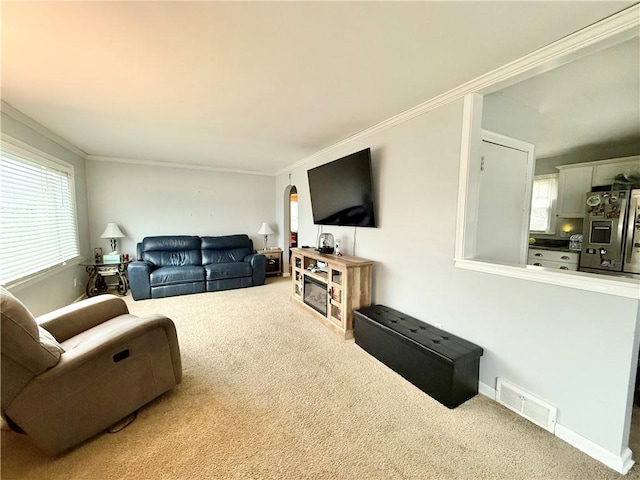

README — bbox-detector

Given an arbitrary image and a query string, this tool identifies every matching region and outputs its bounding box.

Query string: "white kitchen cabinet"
[527,248,579,271]
[556,165,593,218]
[591,156,640,187]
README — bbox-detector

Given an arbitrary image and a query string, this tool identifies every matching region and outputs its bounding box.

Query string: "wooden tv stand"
[290,247,373,339]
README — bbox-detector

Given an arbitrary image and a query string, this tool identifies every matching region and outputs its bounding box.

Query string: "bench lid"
[355,304,483,362]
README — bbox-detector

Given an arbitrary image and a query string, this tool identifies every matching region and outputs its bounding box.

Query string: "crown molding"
[276,4,639,177]
[86,155,275,177]
[0,101,88,159]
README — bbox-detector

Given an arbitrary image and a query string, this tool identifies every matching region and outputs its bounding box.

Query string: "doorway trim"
[282,184,297,276]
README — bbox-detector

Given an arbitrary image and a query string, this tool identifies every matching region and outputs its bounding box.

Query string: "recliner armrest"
[50,313,181,384]
[37,295,129,343]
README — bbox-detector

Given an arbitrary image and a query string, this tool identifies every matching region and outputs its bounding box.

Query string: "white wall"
[275,98,640,465]
[86,160,277,258]
[1,110,91,315]
[482,93,539,146]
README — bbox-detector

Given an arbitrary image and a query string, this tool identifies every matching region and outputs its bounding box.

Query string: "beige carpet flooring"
[2,277,639,479]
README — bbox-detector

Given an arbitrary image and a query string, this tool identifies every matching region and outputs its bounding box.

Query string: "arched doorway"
[283,185,298,275]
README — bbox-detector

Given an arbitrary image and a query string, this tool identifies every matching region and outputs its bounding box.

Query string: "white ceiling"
[1,2,634,174]
[486,36,639,160]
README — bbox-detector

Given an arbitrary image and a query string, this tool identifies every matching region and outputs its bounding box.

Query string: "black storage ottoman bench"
[354,305,483,409]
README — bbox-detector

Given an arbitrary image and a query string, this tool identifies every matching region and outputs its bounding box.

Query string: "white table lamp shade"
[101,223,125,239]
[257,223,274,235]
[101,223,125,254]
[257,223,274,250]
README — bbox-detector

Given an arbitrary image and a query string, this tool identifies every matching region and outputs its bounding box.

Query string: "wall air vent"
[496,378,557,433]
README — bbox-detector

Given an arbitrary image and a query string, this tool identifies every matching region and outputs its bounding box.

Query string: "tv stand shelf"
[290,247,373,339]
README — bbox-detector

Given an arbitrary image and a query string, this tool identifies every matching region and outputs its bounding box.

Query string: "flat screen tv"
[307,148,377,228]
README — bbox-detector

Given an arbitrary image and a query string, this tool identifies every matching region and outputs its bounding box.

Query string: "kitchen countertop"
[528,239,578,253]
[529,244,578,253]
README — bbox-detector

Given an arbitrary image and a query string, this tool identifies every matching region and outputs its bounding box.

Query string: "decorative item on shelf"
[613,173,640,190]
[317,233,334,254]
[335,239,342,256]
[257,222,274,250]
[94,247,103,264]
[101,223,126,255]
[103,254,121,264]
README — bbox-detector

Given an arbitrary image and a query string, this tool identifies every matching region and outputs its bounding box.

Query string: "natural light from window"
[529,174,558,234]
[0,142,80,286]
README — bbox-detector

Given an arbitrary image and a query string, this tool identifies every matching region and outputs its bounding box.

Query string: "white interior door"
[475,131,534,265]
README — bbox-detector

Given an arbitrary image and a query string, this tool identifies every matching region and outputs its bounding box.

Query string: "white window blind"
[529,174,558,233]
[0,147,80,285]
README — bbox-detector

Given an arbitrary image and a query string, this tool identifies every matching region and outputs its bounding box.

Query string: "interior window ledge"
[454,258,640,300]
[6,256,87,292]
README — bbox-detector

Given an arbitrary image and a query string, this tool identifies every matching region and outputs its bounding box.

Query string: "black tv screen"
[307,148,377,228]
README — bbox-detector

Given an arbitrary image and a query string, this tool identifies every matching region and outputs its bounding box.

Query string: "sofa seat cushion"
[150,266,205,287]
[205,262,252,280]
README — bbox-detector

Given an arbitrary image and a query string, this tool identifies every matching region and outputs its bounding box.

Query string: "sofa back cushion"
[201,235,253,265]
[141,236,202,267]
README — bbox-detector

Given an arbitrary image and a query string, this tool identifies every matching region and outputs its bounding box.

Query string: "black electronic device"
[307,148,377,228]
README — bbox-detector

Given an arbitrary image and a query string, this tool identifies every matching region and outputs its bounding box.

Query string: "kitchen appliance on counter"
[569,234,583,251]
[579,189,640,276]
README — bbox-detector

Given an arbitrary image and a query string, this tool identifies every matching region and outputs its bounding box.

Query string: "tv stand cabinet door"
[328,265,345,328]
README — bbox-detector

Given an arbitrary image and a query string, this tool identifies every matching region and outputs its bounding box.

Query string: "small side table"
[82,262,130,297]
[258,248,283,276]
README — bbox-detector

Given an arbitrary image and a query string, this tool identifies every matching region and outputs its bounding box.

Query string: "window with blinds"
[529,174,558,234]
[0,145,80,286]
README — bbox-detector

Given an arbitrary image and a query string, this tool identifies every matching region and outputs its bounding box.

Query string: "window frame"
[529,173,558,234]
[0,134,82,289]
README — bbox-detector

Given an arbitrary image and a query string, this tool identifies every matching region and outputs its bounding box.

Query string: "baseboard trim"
[478,381,496,400]
[478,381,634,474]
[555,424,634,475]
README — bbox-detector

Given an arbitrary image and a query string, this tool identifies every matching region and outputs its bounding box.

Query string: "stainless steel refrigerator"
[579,189,640,276]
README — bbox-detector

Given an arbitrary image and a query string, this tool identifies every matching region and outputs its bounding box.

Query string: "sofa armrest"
[128,261,154,300]
[37,295,129,343]
[245,253,266,286]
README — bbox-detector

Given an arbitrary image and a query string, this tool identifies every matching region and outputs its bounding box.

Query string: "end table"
[82,261,130,297]
[258,248,283,276]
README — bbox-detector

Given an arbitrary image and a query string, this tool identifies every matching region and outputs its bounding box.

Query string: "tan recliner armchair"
[1,287,182,455]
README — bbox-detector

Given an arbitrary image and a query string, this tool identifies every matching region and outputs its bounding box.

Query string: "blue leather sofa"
[128,234,266,301]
